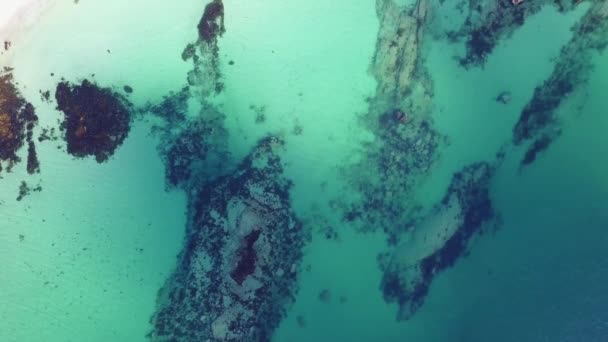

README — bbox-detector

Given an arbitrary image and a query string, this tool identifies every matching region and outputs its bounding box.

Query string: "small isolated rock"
[318,289,331,303]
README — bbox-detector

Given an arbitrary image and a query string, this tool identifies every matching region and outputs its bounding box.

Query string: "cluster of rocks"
[380,162,496,320]
[149,138,306,342]
[513,0,608,166]
[0,69,40,175]
[183,0,226,96]
[55,79,132,163]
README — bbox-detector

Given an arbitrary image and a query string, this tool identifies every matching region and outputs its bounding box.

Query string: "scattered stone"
[123,85,133,94]
[252,105,267,124]
[296,315,307,328]
[321,225,338,240]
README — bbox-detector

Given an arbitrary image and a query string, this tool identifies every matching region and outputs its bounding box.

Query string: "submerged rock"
[55,79,132,163]
[381,162,496,320]
[149,137,306,342]
[455,0,573,67]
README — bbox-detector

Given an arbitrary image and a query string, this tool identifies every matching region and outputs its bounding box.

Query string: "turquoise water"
[1,0,607,341]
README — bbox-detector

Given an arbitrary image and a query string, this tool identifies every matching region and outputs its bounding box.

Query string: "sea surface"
[1,0,607,341]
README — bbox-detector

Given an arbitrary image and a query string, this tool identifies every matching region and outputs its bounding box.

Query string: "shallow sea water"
[1,0,607,341]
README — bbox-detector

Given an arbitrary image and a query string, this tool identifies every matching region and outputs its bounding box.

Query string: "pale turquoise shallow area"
[1,1,607,341]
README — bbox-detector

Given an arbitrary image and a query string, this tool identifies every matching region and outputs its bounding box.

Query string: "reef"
[0,70,39,175]
[513,1,608,166]
[381,162,496,320]
[55,79,132,163]
[149,137,306,342]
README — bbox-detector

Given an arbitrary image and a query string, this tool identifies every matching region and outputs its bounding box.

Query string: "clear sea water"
[1,0,607,341]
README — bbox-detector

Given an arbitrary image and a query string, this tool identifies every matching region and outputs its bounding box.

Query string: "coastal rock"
[149,137,306,342]
[55,79,132,163]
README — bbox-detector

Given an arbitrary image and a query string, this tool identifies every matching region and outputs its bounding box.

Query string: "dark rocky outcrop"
[0,70,39,175]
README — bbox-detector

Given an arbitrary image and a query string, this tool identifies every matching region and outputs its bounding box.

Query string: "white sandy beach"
[0,0,53,49]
